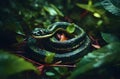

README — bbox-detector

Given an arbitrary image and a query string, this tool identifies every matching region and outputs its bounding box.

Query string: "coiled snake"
[26,22,91,64]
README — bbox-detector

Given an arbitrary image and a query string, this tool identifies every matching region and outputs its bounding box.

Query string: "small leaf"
[76,3,105,16]
[66,23,75,33]
[46,71,55,76]
[69,42,120,79]
[0,50,38,77]
[53,67,68,75]
[43,4,64,17]
[45,51,55,64]
[50,4,64,17]
[44,6,57,16]
[101,32,120,43]
[93,12,101,18]
[76,3,95,12]
[88,0,92,6]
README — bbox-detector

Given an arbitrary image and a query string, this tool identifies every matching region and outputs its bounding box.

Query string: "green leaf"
[50,4,64,17]
[53,67,68,75]
[43,4,64,17]
[69,42,120,79]
[0,50,38,78]
[46,71,55,76]
[44,6,57,16]
[101,32,120,43]
[88,0,92,6]
[76,3,95,13]
[76,3,105,16]
[66,23,76,33]
[45,51,55,64]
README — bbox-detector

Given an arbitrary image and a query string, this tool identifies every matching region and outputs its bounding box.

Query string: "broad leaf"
[0,50,38,78]
[69,42,120,79]
[101,32,120,43]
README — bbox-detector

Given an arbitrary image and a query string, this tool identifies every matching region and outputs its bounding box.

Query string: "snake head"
[32,28,49,36]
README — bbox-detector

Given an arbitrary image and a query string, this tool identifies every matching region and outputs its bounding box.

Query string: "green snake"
[26,22,91,64]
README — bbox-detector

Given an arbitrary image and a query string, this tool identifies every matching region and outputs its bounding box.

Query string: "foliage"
[101,32,120,43]
[0,0,120,79]
[66,23,76,33]
[45,52,55,64]
[69,42,120,79]
[0,50,38,79]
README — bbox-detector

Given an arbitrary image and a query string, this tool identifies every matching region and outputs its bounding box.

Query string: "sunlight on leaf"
[44,6,57,16]
[46,71,55,76]
[50,4,64,17]
[76,3,105,17]
[93,12,101,18]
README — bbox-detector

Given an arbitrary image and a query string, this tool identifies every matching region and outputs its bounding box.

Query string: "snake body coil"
[26,22,91,64]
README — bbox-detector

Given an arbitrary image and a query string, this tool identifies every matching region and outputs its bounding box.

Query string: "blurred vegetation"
[0,0,120,79]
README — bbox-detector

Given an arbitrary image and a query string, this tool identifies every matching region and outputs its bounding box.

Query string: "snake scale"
[25,22,91,64]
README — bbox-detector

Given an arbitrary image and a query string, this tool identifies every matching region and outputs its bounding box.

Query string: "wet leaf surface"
[0,0,120,79]
[69,42,120,79]
[0,50,38,78]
